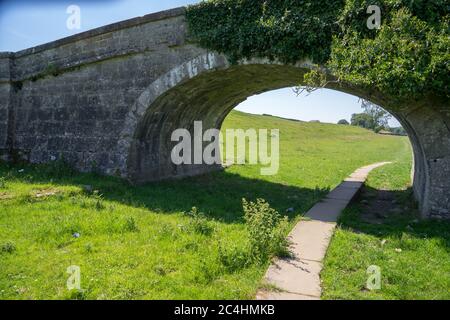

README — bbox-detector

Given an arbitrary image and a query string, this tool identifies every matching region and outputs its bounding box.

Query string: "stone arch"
[120,52,450,219]
[117,53,450,217]
[123,54,326,182]
[116,53,229,180]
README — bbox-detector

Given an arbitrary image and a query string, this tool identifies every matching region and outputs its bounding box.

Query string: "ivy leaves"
[186,0,449,101]
[187,0,342,64]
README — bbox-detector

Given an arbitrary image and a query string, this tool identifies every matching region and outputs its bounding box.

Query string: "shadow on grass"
[338,186,450,250]
[0,161,329,223]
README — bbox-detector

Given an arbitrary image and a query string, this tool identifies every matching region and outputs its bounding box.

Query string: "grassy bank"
[0,111,410,299]
[321,154,450,300]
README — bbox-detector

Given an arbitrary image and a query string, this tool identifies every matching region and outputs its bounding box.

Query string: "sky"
[0,0,400,126]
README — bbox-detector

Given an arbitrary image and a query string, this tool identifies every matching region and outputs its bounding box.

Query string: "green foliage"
[301,68,329,93]
[351,100,392,132]
[217,242,251,272]
[218,198,291,272]
[92,190,105,211]
[351,112,375,129]
[1,241,16,254]
[330,7,449,100]
[187,0,449,100]
[186,0,342,64]
[123,216,139,232]
[44,63,61,77]
[338,119,350,125]
[185,207,215,236]
[242,198,290,263]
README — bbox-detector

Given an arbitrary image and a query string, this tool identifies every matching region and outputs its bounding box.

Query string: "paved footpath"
[256,162,391,300]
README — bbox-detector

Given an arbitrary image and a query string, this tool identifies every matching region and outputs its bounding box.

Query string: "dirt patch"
[358,187,412,224]
[0,192,14,200]
[32,188,60,198]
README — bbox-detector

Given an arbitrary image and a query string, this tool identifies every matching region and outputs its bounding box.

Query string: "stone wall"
[0,53,12,160]
[4,8,204,175]
[397,101,450,220]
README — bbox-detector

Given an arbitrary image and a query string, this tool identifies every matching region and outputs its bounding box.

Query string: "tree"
[337,119,349,125]
[351,100,392,132]
[361,100,392,131]
[351,113,372,130]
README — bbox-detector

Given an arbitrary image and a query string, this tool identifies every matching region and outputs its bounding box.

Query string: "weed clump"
[215,199,291,274]
[185,207,214,236]
[123,216,139,233]
[92,191,105,211]
[217,242,250,272]
[242,198,290,264]
[1,241,16,254]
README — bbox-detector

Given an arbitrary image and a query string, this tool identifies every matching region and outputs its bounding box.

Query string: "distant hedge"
[186,0,449,101]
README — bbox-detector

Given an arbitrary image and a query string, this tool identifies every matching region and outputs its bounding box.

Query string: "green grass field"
[0,110,430,300]
[321,160,450,300]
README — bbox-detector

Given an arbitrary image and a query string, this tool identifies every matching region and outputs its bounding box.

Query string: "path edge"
[256,162,392,300]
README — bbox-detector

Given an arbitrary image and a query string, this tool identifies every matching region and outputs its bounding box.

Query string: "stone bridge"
[0,8,448,218]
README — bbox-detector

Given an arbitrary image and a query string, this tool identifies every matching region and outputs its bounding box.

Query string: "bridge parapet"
[8,8,187,82]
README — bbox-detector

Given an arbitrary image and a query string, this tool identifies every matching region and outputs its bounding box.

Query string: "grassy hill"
[0,110,413,299]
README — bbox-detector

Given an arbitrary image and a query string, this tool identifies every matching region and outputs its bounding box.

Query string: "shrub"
[242,198,290,264]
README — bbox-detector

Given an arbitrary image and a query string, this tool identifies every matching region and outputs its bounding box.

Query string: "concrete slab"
[326,185,360,201]
[339,181,364,189]
[344,176,366,182]
[347,173,368,181]
[304,198,349,223]
[288,220,336,262]
[256,291,320,300]
[265,258,322,297]
[257,162,391,301]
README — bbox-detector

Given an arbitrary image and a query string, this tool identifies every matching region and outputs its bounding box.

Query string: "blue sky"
[0,0,400,126]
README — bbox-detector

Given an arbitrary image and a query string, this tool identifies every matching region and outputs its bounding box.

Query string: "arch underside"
[128,61,450,219]
[128,63,305,183]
